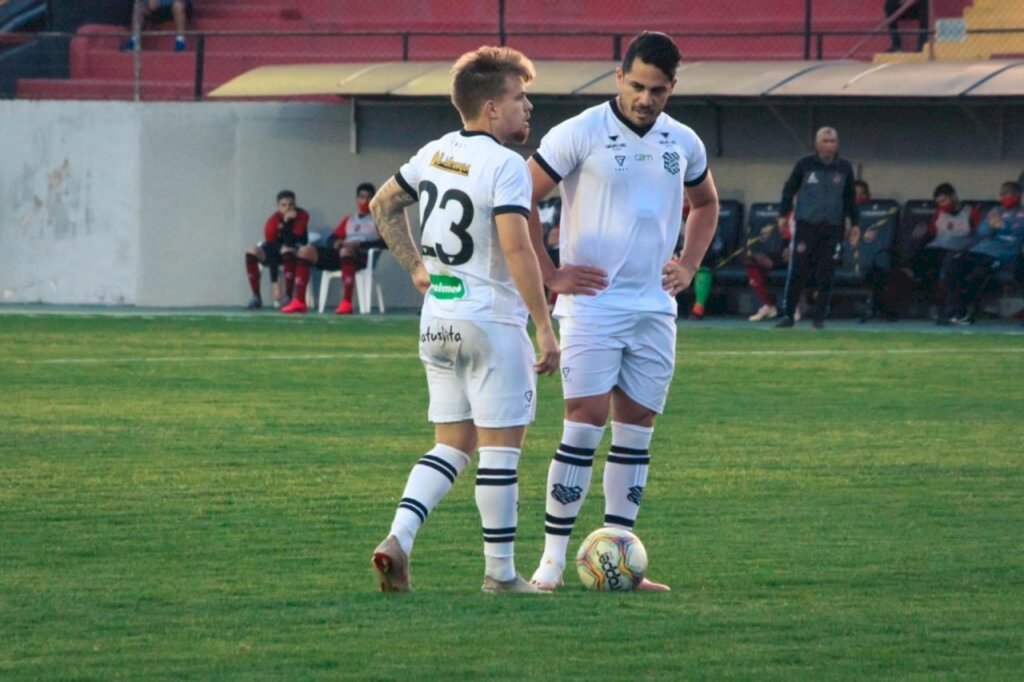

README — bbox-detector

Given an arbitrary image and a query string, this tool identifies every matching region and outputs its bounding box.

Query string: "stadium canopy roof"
[210,59,1024,101]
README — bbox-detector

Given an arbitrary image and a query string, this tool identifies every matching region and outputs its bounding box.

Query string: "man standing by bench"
[775,127,858,330]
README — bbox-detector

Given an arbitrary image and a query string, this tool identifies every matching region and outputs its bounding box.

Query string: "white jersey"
[339,212,380,243]
[534,100,708,317]
[397,129,532,325]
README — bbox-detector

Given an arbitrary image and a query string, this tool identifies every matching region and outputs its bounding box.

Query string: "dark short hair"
[356,182,376,197]
[622,31,681,81]
[854,180,870,194]
[277,190,296,202]
[933,183,956,199]
[1001,181,1021,194]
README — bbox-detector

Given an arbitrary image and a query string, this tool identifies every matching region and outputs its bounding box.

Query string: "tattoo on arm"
[371,178,421,276]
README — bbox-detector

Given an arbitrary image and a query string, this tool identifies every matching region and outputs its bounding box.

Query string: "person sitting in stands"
[122,0,192,53]
[942,181,1024,325]
[282,183,384,315]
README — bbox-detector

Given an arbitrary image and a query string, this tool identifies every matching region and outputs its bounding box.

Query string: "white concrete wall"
[1,101,141,304]
[1,98,1020,308]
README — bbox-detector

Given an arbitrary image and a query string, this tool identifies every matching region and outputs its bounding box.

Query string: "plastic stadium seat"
[834,199,900,319]
[708,199,747,285]
[317,248,385,314]
[746,202,789,285]
[898,199,936,264]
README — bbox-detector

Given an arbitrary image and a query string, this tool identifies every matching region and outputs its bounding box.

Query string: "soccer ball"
[575,527,648,591]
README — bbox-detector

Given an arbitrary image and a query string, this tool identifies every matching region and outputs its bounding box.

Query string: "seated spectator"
[244,190,309,309]
[942,181,1024,325]
[282,183,384,315]
[122,0,192,52]
[885,0,928,53]
[745,210,792,322]
[854,180,871,206]
[908,182,981,320]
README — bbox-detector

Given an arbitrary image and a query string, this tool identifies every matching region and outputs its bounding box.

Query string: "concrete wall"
[1,98,1021,308]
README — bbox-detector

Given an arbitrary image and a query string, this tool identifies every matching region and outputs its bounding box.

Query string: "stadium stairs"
[874,0,1023,62]
[12,0,975,100]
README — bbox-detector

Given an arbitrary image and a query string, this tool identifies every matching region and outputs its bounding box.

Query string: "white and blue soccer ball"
[575,527,648,591]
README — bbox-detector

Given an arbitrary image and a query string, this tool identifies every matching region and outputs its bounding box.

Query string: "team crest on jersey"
[605,134,627,150]
[430,151,471,176]
[615,155,626,167]
[658,131,675,146]
[663,151,680,175]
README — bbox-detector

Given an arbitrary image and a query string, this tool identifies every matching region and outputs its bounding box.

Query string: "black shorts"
[317,245,369,271]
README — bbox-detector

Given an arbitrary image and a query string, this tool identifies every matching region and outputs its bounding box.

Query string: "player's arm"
[526,158,607,295]
[664,171,719,296]
[370,177,430,294]
[496,211,560,375]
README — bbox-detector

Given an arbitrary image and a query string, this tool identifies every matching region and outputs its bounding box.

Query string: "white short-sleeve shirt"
[534,100,708,317]
[397,130,532,326]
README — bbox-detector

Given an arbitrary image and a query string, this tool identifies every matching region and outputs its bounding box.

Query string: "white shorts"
[419,315,537,428]
[557,311,677,414]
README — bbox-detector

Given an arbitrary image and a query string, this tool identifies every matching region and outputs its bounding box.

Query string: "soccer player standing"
[526,31,719,591]
[369,46,559,593]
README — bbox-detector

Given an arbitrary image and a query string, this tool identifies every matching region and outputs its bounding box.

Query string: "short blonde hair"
[450,46,535,120]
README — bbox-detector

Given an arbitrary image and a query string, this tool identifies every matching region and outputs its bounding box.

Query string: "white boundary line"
[13,347,1024,366]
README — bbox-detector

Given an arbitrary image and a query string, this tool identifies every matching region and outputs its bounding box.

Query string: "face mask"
[1000,196,1019,209]
[357,199,371,214]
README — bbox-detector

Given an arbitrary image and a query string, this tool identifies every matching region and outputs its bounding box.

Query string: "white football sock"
[389,443,470,555]
[540,420,606,567]
[476,446,520,582]
[603,421,653,530]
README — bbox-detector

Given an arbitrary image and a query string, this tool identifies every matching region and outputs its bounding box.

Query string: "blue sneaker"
[174,36,186,52]
[121,37,137,51]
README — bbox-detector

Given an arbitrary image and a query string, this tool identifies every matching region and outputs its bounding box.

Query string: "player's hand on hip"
[547,264,608,296]
[412,264,431,295]
[662,258,696,296]
[533,325,561,376]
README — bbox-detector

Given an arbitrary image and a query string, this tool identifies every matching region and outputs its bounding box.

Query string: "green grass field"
[1,313,1022,679]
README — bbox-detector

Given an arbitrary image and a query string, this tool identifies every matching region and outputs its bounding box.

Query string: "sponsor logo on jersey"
[552,483,583,504]
[627,485,645,505]
[634,153,653,162]
[428,273,467,299]
[807,172,819,184]
[605,134,627,150]
[420,324,463,344]
[524,390,534,405]
[429,151,471,176]
[615,155,626,167]
[663,151,680,175]
[658,131,675,146]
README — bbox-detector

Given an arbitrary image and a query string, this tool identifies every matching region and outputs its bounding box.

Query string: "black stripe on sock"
[606,455,651,466]
[482,535,516,543]
[398,497,428,523]
[610,445,649,456]
[604,514,636,528]
[483,526,517,535]
[416,459,456,483]
[422,454,458,478]
[544,526,573,536]
[545,513,576,525]
[554,453,594,467]
[477,468,516,476]
[475,477,518,486]
[558,443,596,456]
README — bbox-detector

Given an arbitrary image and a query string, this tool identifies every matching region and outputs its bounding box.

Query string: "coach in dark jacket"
[776,126,858,329]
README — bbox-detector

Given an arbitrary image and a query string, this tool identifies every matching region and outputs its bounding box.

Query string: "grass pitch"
[1,312,1022,679]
